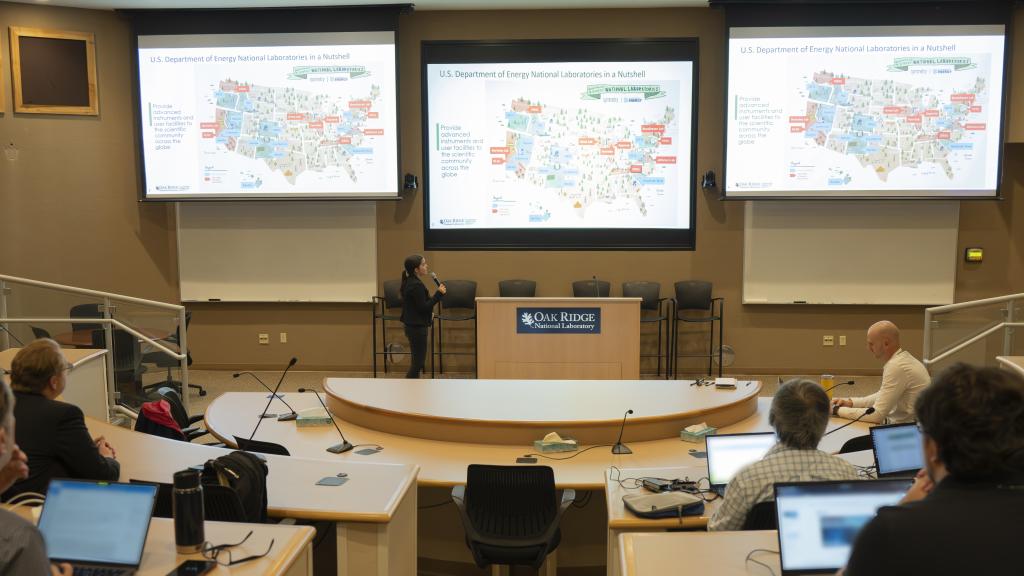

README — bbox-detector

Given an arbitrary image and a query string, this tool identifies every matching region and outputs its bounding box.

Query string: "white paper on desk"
[714,377,737,386]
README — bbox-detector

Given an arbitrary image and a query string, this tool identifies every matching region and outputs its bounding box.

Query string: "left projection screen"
[137,32,398,200]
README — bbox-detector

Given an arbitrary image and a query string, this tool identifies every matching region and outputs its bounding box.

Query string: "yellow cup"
[820,374,835,401]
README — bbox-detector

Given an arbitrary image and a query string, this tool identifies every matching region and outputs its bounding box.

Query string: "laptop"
[705,432,776,496]
[38,479,158,576]
[870,422,924,478]
[774,479,912,575]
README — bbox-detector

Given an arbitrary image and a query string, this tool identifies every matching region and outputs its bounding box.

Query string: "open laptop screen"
[775,480,911,575]
[705,432,776,488]
[39,479,157,567]
[870,422,924,477]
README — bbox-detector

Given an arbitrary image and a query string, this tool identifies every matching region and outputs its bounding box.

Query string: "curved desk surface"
[325,377,761,444]
[204,380,871,490]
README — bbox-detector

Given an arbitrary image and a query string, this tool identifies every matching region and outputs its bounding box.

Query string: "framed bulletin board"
[9,27,98,115]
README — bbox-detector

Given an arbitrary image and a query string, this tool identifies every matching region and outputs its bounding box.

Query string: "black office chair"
[142,311,206,397]
[433,280,477,377]
[672,281,723,378]
[234,436,291,456]
[741,500,778,530]
[838,434,874,454]
[623,281,671,379]
[498,279,537,297]
[92,328,146,406]
[372,280,410,377]
[155,386,209,442]
[30,326,51,340]
[571,279,610,297]
[130,480,173,518]
[452,465,575,571]
[70,303,103,334]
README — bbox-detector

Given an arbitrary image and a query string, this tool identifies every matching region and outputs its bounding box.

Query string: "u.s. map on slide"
[789,66,990,187]
[199,77,383,191]
[488,88,681,228]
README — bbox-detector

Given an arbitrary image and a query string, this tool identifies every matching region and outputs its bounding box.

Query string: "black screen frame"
[420,37,700,251]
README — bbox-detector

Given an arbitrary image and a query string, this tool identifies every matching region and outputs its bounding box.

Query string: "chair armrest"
[182,427,208,442]
[187,414,205,426]
[559,489,576,514]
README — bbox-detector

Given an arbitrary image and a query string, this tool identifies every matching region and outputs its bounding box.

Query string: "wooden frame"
[9,27,98,115]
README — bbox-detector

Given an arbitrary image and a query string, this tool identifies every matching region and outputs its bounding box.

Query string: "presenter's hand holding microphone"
[430,272,447,296]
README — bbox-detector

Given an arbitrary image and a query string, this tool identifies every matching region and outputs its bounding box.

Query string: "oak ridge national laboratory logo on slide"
[516,307,601,334]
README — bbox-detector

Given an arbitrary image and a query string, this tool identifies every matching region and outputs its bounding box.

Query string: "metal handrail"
[0,274,183,311]
[923,293,1023,367]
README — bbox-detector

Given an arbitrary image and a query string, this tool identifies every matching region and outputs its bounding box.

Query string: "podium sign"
[517,307,601,334]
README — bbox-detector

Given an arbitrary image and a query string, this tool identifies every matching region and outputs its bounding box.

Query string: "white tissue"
[684,423,710,433]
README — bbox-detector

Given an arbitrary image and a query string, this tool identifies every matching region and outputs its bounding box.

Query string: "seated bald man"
[831,320,930,424]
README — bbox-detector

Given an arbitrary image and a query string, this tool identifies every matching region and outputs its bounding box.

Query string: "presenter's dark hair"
[400,254,425,295]
[769,379,830,450]
[916,363,1024,482]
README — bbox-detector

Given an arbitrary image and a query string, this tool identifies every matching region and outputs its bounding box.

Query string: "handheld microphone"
[823,407,876,437]
[245,357,297,445]
[612,409,634,455]
[234,371,298,421]
[298,387,354,454]
[824,380,855,394]
[430,272,442,288]
[592,275,600,298]
[0,324,24,346]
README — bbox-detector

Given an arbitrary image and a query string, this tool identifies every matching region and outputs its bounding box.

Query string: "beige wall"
[2,2,1023,372]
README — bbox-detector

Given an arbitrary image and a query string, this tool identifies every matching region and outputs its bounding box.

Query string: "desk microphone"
[612,409,634,455]
[234,371,298,421]
[824,380,855,394]
[298,388,354,454]
[245,357,297,446]
[592,275,601,298]
[823,407,875,437]
[430,272,442,288]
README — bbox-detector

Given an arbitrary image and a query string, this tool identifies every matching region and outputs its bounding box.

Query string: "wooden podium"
[476,297,640,379]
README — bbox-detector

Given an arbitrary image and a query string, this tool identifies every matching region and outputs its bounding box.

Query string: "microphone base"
[259,413,277,419]
[327,441,354,454]
[611,443,633,455]
[277,412,298,422]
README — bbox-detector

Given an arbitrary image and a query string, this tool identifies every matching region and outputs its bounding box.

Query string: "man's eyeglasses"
[200,530,274,566]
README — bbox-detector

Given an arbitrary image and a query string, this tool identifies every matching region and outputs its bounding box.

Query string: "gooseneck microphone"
[245,357,297,445]
[592,275,600,298]
[298,387,354,454]
[234,371,298,421]
[823,407,876,437]
[824,380,856,394]
[612,409,634,455]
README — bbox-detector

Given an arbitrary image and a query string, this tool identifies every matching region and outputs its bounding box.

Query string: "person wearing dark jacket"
[400,254,445,378]
[2,338,120,501]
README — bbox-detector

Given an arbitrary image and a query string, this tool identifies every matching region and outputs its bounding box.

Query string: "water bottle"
[173,469,205,553]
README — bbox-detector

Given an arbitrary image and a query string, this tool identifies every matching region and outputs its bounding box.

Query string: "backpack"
[201,451,269,523]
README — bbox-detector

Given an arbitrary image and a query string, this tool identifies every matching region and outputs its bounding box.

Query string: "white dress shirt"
[837,348,930,424]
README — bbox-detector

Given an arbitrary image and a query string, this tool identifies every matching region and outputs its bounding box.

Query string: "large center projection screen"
[423,40,697,249]
[725,25,1005,198]
[138,32,397,200]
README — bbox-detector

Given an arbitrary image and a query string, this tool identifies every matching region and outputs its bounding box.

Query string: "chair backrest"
[838,434,873,454]
[441,280,478,310]
[129,480,173,519]
[382,279,403,310]
[70,303,103,333]
[30,326,51,340]
[203,484,248,523]
[622,281,661,311]
[157,386,191,430]
[572,280,610,298]
[674,280,713,312]
[741,500,778,530]
[92,328,142,382]
[498,279,537,298]
[233,436,291,456]
[465,464,558,539]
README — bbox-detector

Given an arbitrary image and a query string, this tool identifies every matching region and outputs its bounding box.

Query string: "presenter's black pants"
[404,324,429,378]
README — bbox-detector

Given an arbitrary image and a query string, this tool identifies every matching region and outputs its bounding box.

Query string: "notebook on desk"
[705,432,776,496]
[870,422,924,478]
[38,479,157,576]
[774,479,912,575]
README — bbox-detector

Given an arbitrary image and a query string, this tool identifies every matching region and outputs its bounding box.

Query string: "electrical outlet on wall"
[823,335,834,346]
[280,332,288,343]
[258,333,269,345]
[839,335,847,346]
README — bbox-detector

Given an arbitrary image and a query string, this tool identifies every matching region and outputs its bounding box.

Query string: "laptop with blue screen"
[704,432,776,496]
[774,479,912,575]
[38,479,157,576]
[870,422,924,478]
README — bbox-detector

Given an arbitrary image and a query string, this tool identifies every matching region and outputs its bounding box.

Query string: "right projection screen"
[725,25,1005,199]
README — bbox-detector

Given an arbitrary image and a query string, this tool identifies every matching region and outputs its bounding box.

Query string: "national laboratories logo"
[516,307,601,334]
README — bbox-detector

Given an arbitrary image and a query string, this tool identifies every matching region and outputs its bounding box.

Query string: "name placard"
[516,307,601,334]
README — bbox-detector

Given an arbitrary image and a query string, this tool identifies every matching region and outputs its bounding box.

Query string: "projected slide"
[726,26,1005,197]
[426,60,693,230]
[138,32,397,199]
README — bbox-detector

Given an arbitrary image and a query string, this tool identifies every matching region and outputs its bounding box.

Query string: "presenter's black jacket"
[2,391,120,500]
[400,275,442,327]
[845,475,1024,576]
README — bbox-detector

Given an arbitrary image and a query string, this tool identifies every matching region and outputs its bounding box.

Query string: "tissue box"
[296,407,333,427]
[680,427,716,443]
[533,437,578,453]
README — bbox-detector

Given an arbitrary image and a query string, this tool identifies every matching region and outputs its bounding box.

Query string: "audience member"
[1,338,119,501]
[844,363,1024,575]
[708,379,858,531]
[832,320,929,424]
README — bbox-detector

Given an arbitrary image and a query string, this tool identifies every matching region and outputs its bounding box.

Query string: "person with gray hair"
[708,379,859,531]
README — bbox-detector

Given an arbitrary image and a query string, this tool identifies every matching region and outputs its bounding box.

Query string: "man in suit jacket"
[1,338,119,500]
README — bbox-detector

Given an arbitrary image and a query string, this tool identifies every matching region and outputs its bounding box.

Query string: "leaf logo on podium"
[521,312,536,327]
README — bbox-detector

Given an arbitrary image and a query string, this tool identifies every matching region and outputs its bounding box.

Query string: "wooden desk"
[0,347,108,420]
[86,419,418,576]
[619,531,780,576]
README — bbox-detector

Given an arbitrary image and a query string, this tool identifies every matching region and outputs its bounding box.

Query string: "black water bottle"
[173,469,205,553]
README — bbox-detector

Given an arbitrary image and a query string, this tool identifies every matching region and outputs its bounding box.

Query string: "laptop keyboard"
[73,566,133,576]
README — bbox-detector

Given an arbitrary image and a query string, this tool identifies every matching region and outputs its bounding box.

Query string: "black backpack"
[202,451,269,523]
